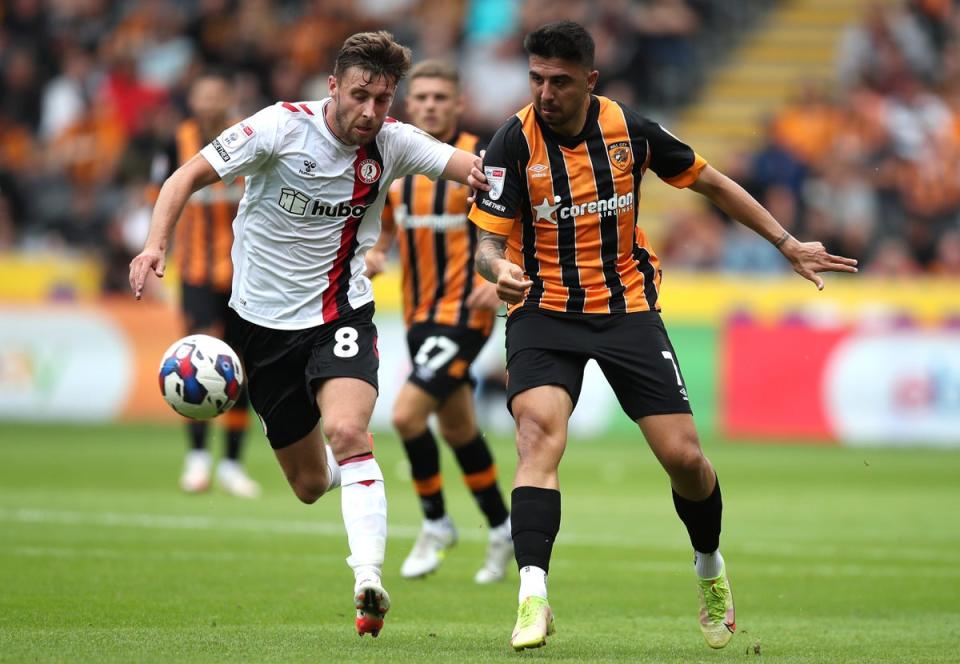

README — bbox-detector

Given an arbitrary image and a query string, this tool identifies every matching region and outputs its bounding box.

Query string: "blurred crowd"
[0,0,739,290]
[5,0,955,291]
[661,0,960,277]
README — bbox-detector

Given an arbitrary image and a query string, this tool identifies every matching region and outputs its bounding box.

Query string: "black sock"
[672,476,723,553]
[225,429,244,461]
[511,486,561,573]
[224,390,249,461]
[403,429,445,520]
[453,433,509,528]
[188,421,208,451]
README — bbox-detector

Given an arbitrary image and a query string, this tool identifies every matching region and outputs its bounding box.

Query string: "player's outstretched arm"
[441,148,489,194]
[476,229,532,304]
[129,154,221,299]
[689,165,858,290]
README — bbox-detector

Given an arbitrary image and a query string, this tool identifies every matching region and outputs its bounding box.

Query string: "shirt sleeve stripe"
[661,153,708,188]
[468,207,514,236]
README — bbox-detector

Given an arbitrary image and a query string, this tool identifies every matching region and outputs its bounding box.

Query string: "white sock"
[325,444,341,491]
[518,565,547,602]
[695,549,724,579]
[340,455,386,581]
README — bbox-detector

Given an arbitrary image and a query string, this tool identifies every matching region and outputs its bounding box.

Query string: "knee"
[514,411,561,461]
[391,403,425,440]
[438,419,475,446]
[661,435,709,477]
[323,418,369,453]
[289,474,327,504]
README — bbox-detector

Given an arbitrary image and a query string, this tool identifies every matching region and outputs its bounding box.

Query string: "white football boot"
[180,450,212,493]
[400,516,458,578]
[474,518,513,584]
[216,459,261,498]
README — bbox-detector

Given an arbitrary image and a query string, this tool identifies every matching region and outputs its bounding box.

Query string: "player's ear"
[586,70,599,93]
[328,74,338,97]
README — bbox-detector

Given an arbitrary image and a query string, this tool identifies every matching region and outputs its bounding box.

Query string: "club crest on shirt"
[607,141,632,172]
[485,166,506,201]
[357,158,382,184]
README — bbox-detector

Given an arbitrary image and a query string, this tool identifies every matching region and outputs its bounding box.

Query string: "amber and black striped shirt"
[153,119,243,292]
[383,131,495,335]
[469,96,707,315]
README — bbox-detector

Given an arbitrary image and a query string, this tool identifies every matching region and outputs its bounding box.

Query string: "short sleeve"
[389,122,457,179]
[642,120,707,188]
[199,105,283,184]
[619,103,708,189]
[468,117,523,236]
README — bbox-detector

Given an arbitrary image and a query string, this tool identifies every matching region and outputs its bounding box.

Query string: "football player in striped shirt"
[151,69,259,499]
[470,21,858,651]
[366,60,512,584]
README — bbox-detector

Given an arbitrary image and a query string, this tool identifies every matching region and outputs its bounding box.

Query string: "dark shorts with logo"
[504,308,692,421]
[181,283,231,333]
[227,303,379,449]
[405,322,490,402]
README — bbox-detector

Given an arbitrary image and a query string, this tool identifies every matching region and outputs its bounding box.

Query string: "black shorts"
[505,309,692,421]
[405,322,490,401]
[181,283,231,332]
[227,303,379,449]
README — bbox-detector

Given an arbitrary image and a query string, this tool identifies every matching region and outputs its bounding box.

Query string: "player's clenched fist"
[495,262,533,305]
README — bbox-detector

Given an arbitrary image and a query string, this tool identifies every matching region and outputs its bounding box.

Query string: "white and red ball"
[158,334,244,420]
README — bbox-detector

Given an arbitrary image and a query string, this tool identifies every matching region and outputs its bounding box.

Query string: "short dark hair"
[334,31,413,85]
[409,59,460,91]
[523,21,595,70]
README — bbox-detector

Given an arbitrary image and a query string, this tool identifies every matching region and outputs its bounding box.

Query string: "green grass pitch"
[1,422,958,663]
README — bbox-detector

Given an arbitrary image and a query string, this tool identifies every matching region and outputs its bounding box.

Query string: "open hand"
[781,237,858,290]
[129,248,165,300]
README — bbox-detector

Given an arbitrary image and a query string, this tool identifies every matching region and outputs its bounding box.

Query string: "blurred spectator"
[772,80,842,168]
[866,237,923,276]
[659,208,725,270]
[930,229,960,276]
[837,2,936,89]
[39,43,102,142]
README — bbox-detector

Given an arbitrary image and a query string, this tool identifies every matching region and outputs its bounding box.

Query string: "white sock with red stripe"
[340,454,386,581]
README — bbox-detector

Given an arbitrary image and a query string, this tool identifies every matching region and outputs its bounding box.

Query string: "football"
[158,334,244,420]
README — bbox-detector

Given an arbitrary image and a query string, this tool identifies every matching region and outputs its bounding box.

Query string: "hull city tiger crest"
[607,141,632,172]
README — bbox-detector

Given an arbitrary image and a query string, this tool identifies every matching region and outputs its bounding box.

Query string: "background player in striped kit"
[366,60,512,584]
[470,21,858,652]
[131,32,490,637]
[150,70,258,498]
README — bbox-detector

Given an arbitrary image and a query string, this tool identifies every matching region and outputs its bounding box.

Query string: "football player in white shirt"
[129,31,489,638]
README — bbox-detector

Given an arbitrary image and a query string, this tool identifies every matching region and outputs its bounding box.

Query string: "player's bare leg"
[437,385,512,584]
[318,377,389,637]
[393,383,459,578]
[638,413,735,648]
[508,386,572,650]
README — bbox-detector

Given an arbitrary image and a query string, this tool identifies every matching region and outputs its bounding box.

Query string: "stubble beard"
[334,99,379,146]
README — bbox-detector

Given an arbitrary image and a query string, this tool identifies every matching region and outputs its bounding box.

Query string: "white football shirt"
[199,99,457,330]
